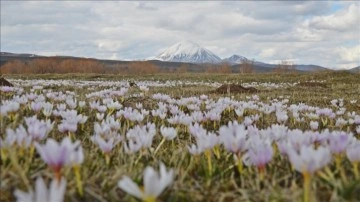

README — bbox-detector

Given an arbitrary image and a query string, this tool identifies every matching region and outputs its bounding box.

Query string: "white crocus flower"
[160,126,177,140]
[14,177,66,202]
[309,121,319,131]
[287,145,331,174]
[118,162,174,202]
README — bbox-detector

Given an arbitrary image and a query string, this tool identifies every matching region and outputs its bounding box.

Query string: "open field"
[1,71,360,202]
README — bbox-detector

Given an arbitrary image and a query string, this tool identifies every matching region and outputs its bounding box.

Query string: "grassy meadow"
[1,71,360,202]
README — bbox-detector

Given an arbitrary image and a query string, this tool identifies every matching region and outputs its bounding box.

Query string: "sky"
[1,1,359,70]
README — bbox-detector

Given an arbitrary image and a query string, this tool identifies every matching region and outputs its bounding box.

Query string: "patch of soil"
[296,82,327,88]
[0,77,13,87]
[213,84,259,94]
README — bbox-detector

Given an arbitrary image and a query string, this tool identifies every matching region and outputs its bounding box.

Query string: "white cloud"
[259,48,277,58]
[336,45,360,63]
[1,1,359,69]
[307,4,359,31]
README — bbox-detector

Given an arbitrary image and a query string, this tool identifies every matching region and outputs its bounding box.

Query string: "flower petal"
[35,177,48,202]
[118,176,143,199]
[49,177,67,202]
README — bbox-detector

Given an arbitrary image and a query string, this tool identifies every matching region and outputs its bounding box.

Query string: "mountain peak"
[154,41,221,63]
[222,54,248,64]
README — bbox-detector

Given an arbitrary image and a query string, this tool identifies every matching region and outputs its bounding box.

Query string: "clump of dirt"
[0,77,13,87]
[214,84,259,94]
[296,82,327,88]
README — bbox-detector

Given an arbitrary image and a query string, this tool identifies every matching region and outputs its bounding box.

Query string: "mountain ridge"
[1,51,358,72]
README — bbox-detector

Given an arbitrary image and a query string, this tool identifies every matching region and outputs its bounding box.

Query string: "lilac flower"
[58,110,87,133]
[188,131,218,155]
[309,121,319,130]
[327,132,350,155]
[5,125,32,148]
[35,137,80,179]
[125,123,156,151]
[0,100,20,116]
[106,100,122,110]
[65,98,77,109]
[335,118,347,127]
[14,177,66,202]
[160,126,177,140]
[276,110,288,123]
[24,116,53,141]
[287,145,331,174]
[41,102,53,117]
[246,141,273,169]
[58,122,77,133]
[346,142,360,163]
[219,121,247,154]
[30,101,43,113]
[91,135,122,154]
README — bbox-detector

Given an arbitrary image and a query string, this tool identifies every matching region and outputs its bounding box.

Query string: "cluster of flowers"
[1,79,359,202]
[5,78,328,92]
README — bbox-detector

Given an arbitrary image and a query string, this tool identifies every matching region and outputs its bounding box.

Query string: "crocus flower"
[14,177,66,202]
[219,121,247,154]
[288,145,331,174]
[153,126,177,155]
[327,132,350,155]
[160,126,177,140]
[346,142,360,179]
[309,121,318,131]
[246,142,273,179]
[5,125,32,148]
[287,145,331,202]
[24,116,53,141]
[91,135,122,154]
[35,137,80,181]
[70,145,84,196]
[118,162,174,202]
[91,135,121,165]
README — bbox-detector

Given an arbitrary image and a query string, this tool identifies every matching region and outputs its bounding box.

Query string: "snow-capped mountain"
[222,55,247,64]
[154,41,222,63]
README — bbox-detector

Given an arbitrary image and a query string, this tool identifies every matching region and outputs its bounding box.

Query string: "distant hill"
[348,66,360,73]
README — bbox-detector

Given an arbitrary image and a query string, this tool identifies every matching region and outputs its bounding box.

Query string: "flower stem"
[74,165,83,196]
[205,150,212,177]
[144,196,156,202]
[303,172,312,202]
[9,148,31,190]
[235,153,243,174]
[105,154,110,166]
[1,148,7,162]
[153,138,166,155]
[55,169,62,183]
[29,144,35,162]
[259,166,265,182]
[336,155,347,183]
[212,146,220,159]
[68,131,74,140]
[353,162,359,179]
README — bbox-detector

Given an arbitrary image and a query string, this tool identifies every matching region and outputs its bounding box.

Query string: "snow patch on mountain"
[154,41,222,63]
[222,55,248,64]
